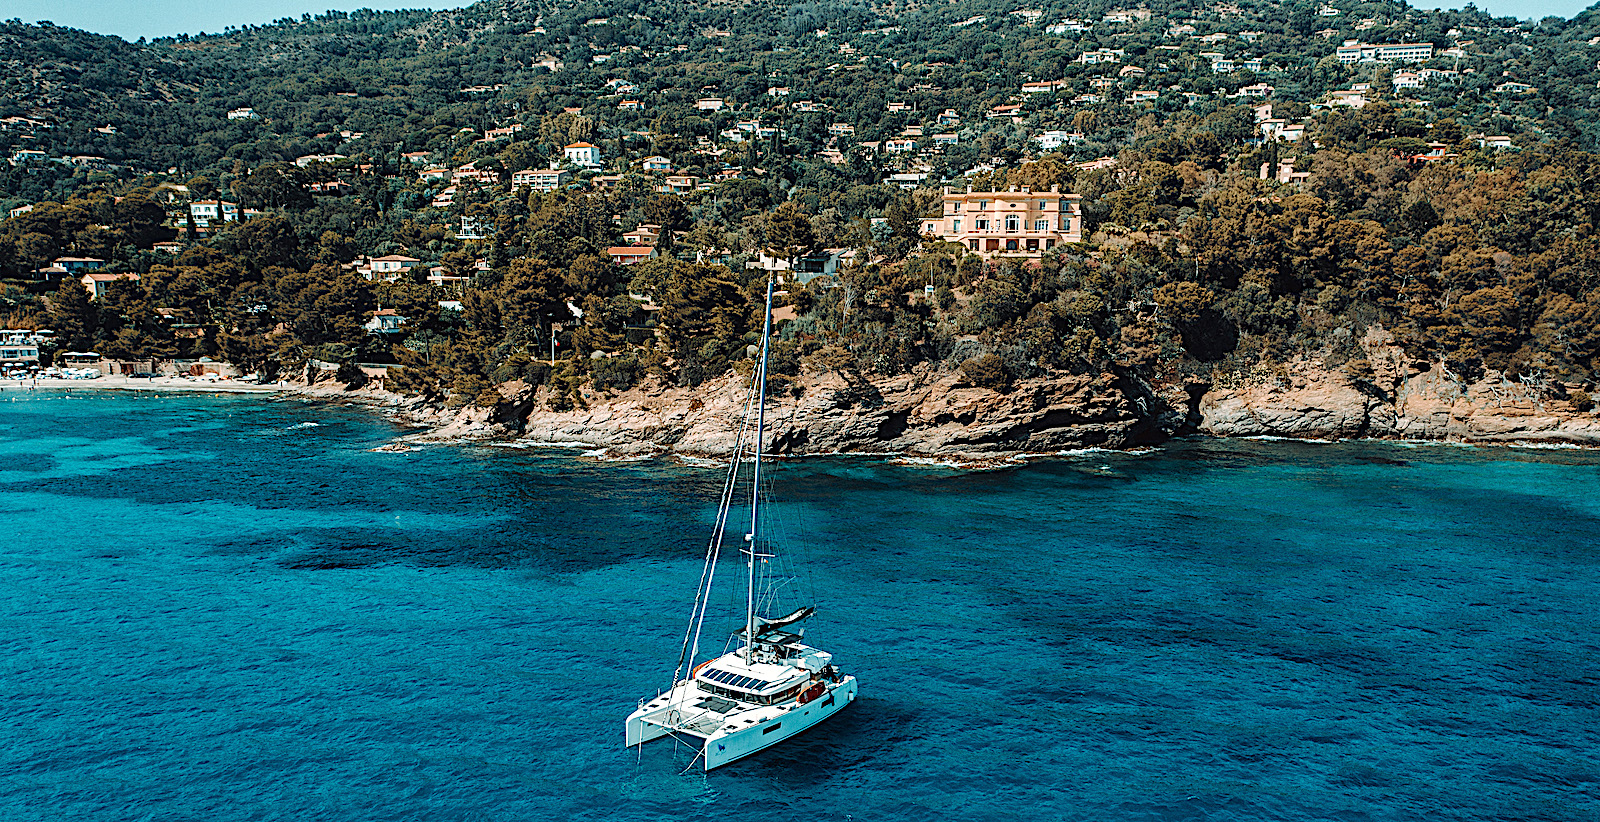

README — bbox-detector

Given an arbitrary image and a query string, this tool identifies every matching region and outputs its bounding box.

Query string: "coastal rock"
[1199,372,1382,439]
[288,322,1600,454]
[515,365,1157,459]
[1197,328,1600,445]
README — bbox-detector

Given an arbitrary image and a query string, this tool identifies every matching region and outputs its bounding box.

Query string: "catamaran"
[624,280,858,770]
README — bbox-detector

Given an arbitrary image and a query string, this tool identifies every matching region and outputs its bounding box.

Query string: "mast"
[745,278,774,660]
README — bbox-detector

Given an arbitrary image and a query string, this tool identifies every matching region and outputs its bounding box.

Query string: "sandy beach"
[0,375,288,394]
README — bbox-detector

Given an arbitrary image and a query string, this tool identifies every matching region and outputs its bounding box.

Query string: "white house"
[365,309,406,334]
[369,255,421,280]
[1035,131,1083,151]
[1077,48,1124,65]
[745,248,849,283]
[563,142,602,167]
[190,200,239,225]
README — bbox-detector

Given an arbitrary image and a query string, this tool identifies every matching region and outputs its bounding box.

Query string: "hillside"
[5,0,1600,449]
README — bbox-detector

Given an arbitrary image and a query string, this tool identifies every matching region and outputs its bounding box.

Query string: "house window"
[1006,239,1019,250]
[976,219,989,230]
[1035,219,1048,232]
[1039,201,1048,210]
[976,200,989,210]
[970,239,980,250]
[1026,239,1039,251]
[1046,239,1057,249]
[1005,215,1019,232]
[952,219,962,233]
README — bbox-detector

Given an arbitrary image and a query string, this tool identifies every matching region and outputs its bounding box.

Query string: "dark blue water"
[2,390,1598,821]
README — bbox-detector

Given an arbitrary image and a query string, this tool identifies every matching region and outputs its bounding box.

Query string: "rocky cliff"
[1198,327,1600,446]
[369,325,1600,455]
[451,365,1172,460]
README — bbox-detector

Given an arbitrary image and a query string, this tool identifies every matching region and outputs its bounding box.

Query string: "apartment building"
[1335,40,1435,63]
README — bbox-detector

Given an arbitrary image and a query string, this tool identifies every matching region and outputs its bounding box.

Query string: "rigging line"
[679,370,763,680]
[673,376,759,684]
[758,455,815,615]
[677,749,706,775]
[682,415,751,678]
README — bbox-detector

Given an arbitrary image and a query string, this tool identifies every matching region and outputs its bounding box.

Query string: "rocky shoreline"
[325,332,1600,459]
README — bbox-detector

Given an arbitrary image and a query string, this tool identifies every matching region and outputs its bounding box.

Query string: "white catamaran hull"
[626,676,858,769]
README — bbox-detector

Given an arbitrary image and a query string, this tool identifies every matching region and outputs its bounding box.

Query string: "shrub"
[335,360,367,388]
[960,353,1011,391]
[591,355,640,392]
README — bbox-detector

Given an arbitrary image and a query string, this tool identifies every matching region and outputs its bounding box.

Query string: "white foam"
[890,456,972,468]
[289,421,320,429]
[519,439,600,449]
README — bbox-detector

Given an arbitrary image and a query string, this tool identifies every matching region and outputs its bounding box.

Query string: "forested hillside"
[5,0,1600,416]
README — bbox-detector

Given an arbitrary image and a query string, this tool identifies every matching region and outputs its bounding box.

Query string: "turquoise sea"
[2,389,1597,821]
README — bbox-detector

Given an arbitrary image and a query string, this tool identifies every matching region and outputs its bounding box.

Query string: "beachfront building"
[0,329,45,371]
[925,186,1084,258]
